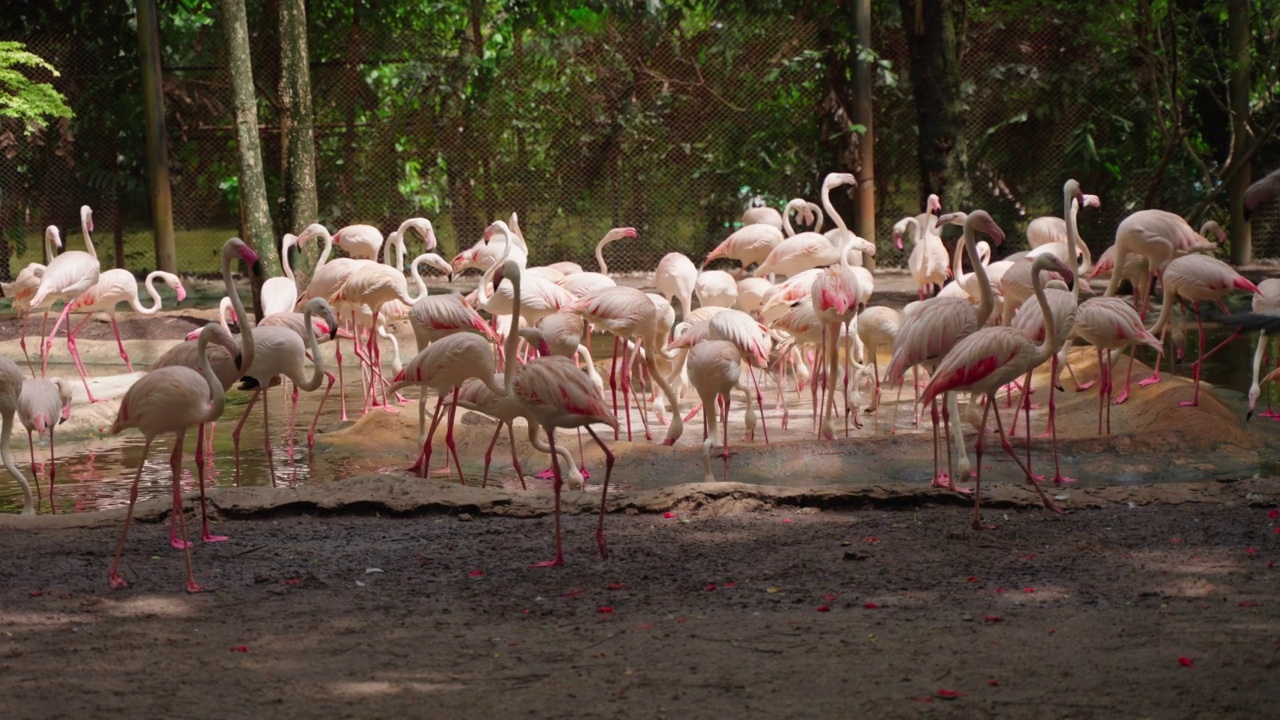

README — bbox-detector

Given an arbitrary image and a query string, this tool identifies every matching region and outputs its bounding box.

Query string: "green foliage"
[0,41,72,130]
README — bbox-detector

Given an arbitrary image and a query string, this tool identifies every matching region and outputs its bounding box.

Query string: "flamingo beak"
[492,267,505,291]
[176,285,188,303]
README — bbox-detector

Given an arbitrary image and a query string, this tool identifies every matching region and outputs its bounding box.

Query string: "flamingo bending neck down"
[0,358,37,514]
[67,269,187,373]
[18,377,72,512]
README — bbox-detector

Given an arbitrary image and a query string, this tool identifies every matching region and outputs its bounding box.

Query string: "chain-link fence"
[2,5,1278,285]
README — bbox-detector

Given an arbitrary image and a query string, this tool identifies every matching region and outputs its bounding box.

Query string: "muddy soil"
[2,491,1278,719]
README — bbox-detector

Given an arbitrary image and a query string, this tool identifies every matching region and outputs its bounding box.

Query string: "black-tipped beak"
[1247,409,1255,422]
[235,352,244,369]
[329,325,338,341]
[491,270,504,292]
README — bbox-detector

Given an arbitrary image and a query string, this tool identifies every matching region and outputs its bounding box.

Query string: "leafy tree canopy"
[0,41,72,131]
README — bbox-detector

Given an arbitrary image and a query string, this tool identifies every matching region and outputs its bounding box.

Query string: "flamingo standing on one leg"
[687,340,741,482]
[1069,297,1163,434]
[5,226,60,376]
[32,206,101,400]
[497,260,620,566]
[107,323,230,593]
[0,358,37,515]
[17,377,72,512]
[920,253,1076,530]
[65,269,187,373]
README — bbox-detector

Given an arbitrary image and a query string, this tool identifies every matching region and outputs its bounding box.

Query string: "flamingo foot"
[662,437,677,446]
[1113,389,1130,405]
[109,573,129,589]
[534,467,555,480]
[1051,474,1077,485]
[379,405,401,415]
[578,466,591,479]
[169,538,193,550]
[185,580,208,594]
[1260,410,1280,419]
[931,473,973,495]
[1177,399,1199,408]
[1137,374,1161,388]
[972,519,998,531]
[1075,379,1098,391]
[202,532,230,543]
[530,557,564,568]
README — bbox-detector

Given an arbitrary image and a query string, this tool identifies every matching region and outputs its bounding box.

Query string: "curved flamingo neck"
[194,326,226,423]
[1028,255,1061,361]
[782,199,807,237]
[595,231,617,275]
[503,263,522,397]
[221,242,255,372]
[43,227,60,264]
[79,206,97,259]
[961,217,995,326]
[1064,183,1083,302]
[821,179,848,234]
[297,300,327,391]
[132,271,168,314]
[281,234,297,281]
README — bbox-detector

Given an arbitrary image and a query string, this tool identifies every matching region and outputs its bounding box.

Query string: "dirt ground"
[2,482,1278,719]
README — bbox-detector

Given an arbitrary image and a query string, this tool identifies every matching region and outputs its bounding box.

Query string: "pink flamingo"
[260,233,299,316]
[887,210,1003,490]
[702,223,784,273]
[295,222,369,421]
[687,339,741,482]
[230,298,340,486]
[17,377,72,512]
[1070,297,1163,433]
[388,331,505,482]
[32,206,101,400]
[4,225,60,375]
[150,238,259,545]
[0,357,36,514]
[334,223,385,261]
[1245,279,1280,419]
[694,269,739,308]
[1143,253,1258,406]
[1103,209,1214,302]
[108,323,229,593]
[654,252,698,322]
[556,227,636,298]
[496,260,620,566]
[811,221,862,440]
[66,269,187,372]
[920,253,1075,530]
[753,175,872,277]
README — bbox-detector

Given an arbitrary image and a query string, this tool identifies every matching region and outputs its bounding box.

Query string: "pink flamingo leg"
[1138,324,1167,388]
[479,422,503,488]
[444,387,466,485]
[169,433,205,593]
[531,426,566,568]
[1045,356,1074,484]
[507,423,527,490]
[928,397,951,490]
[168,440,192,551]
[413,393,447,479]
[721,394,731,482]
[334,334,349,421]
[990,394,1063,515]
[195,423,228,542]
[619,337,633,442]
[47,430,56,513]
[109,438,152,589]
[107,314,134,372]
[588,425,616,560]
[746,362,770,444]
[307,371,336,451]
[261,386,278,486]
[18,314,35,376]
[1114,348,1135,405]
[1179,302,1207,407]
[608,336,620,439]
[971,397,994,530]
[27,430,42,509]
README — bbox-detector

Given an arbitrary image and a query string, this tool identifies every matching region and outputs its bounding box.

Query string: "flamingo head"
[492,260,520,292]
[1082,193,1101,209]
[295,223,329,247]
[229,238,260,266]
[309,297,340,341]
[824,172,857,190]
[80,205,93,233]
[53,378,73,422]
[174,282,188,303]
[517,328,552,357]
[926,193,942,214]
[1248,382,1260,420]
[966,210,1005,247]
[613,227,638,241]
[45,225,62,250]
[483,220,512,245]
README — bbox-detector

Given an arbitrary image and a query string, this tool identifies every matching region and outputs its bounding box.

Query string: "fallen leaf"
[1023,587,1035,594]
[232,646,248,653]
[766,586,782,593]
[1246,548,1258,555]
[937,689,964,699]
[987,679,1000,687]
[284,578,300,586]
[966,576,979,583]
[815,605,832,612]
[28,591,42,597]
[705,583,717,591]
[982,615,1003,622]
[1178,656,1193,667]
[1023,554,1035,560]
[469,569,485,577]
[863,603,880,609]
[608,582,626,590]
[598,606,615,614]
[1170,537,1183,543]
[863,536,879,544]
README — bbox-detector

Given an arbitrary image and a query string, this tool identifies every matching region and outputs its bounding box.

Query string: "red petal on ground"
[864,603,880,609]
[987,679,1000,686]
[996,588,1006,594]
[783,518,793,524]
[1023,555,1034,560]
[662,512,676,519]
[1023,587,1035,593]
[723,582,738,588]
[912,697,933,704]
[608,582,626,590]
[1238,602,1259,608]
[705,584,717,591]
[1170,538,1183,543]
[815,605,832,612]
[285,578,300,586]
[1178,656,1193,667]
[937,689,964,699]
[823,593,838,601]
[232,646,248,652]
[1246,548,1258,554]
[561,589,581,598]
[469,569,484,577]
[598,606,614,614]
[966,576,979,583]
[982,615,1003,622]
[1269,509,1278,519]
[863,536,879,544]
[28,591,42,597]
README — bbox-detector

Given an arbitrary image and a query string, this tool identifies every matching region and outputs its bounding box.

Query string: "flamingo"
[1070,297,1163,433]
[742,198,784,230]
[1143,254,1259,406]
[295,222,370,421]
[33,206,101,400]
[687,340,741,482]
[734,276,773,317]
[5,226,60,375]
[261,233,300,316]
[448,375,584,491]
[0,357,36,515]
[753,174,873,277]
[388,331,505,482]
[811,218,862,440]
[496,259,619,566]
[150,238,259,545]
[108,323,232,592]
[887,210,1003,491]
[920,252,1075,530]
[17,377,72,512]
[1244,279,1280,419]
[65,269,186,373]
[695,270,739,308]
[855,305,902,419]
[1103,209,1212,301]
[706,309,774,443]
[654,252,698,321]
[902,212,949,300]
[230,298,340,485]
[557,227,636,298]
[701,223,784,272]
[334,223,385,261]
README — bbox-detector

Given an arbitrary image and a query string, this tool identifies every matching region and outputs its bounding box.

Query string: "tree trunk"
[221,0,278,319]
[135,0,177,274]
[897,0,972,213]
[278,0,319,280]
[852,0,877,269]
[1228,0,1251,264]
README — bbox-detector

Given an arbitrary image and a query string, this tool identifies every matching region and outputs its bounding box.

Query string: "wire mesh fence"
[2,5,1278,286]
